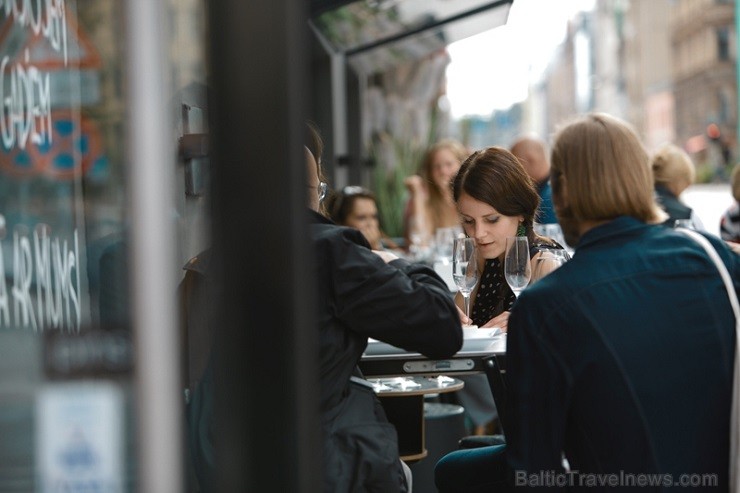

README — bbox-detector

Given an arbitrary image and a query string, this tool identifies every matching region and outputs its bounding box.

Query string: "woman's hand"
[456,305,472,326]
[372,249,399,263]
[360,222,382,250]
[481,311,509,332]
[404,175,425,195]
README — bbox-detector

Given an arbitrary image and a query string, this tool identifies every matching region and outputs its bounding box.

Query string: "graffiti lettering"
[4,223,80,332]
[0,52,53,151]
[0,0,68,65]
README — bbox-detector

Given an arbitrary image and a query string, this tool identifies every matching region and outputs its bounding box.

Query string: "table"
[361,330,510,436]
[367,376,464,461]
[360,330,506,378]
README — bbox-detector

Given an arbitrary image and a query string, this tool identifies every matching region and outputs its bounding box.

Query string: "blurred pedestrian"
[651,143,704,229]
[720,164,740,243]
[510,135,558,225]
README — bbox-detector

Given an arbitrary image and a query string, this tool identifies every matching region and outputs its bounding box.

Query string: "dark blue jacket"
[655,184,693,226]
[507,216,737,490]
[537,180,558,225]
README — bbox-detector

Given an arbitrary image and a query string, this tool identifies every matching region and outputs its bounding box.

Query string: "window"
[717,27,730,61]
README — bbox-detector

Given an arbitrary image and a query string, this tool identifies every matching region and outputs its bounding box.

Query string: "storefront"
[0,0,320,491]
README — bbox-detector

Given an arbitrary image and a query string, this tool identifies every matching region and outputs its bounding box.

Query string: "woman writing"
[449,146,568,436]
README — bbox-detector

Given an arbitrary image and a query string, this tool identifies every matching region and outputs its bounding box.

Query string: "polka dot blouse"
[471,240,565,327]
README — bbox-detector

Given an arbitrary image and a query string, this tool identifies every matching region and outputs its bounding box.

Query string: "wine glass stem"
[463,294,471,320]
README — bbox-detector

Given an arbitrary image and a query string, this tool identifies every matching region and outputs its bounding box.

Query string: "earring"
[516,223,526,237]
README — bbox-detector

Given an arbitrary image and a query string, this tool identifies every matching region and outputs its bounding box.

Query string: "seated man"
[436,113,738,492]
[307,123,463,493]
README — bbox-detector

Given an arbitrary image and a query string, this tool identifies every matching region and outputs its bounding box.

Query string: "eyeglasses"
[317,182,328,202]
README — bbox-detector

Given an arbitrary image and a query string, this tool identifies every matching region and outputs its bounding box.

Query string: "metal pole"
[206,0,321,490]
[125,1,183,492]
[735,0,740,159]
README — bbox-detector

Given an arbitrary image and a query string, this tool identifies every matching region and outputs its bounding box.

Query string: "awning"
[310,0,514,75]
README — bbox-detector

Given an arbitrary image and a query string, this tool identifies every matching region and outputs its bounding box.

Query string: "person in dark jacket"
[721,164,740,243]
[435,113,738,492]
[306,124,463,492]
[510,135,558,226]
[651,143,704,229]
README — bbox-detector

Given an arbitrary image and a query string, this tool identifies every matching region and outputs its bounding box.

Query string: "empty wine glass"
[435,227,456,264]
[531,249,569,283]
[409,216,433,262]
[452,237,479,321]
[504,236,531,297]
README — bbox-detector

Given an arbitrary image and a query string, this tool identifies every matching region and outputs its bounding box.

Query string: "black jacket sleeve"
[324,226,463,359]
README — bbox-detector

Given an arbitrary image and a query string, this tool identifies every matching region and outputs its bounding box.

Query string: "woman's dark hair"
[452,146,543,244]
[325,186,376,225]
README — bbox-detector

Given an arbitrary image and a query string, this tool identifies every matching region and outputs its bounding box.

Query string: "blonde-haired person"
[651,143,705,230]
[403,139,469,250]
[720,164,740,243]
[435,113,738,492]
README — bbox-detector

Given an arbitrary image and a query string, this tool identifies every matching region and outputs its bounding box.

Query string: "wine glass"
[409,216,433,262]
[504,236,531,297]
[452,237,479,321]
[435,227,456,264]
[531,250,569,283]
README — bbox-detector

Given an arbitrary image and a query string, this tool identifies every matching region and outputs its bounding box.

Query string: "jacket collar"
[308,208,335,225]
[577,216,647,250]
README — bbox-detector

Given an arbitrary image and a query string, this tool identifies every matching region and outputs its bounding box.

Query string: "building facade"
[671,0,736,169]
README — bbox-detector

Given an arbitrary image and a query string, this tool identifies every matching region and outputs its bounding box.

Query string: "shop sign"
[36,382,124,493]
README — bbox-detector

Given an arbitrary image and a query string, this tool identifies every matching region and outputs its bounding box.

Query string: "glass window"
[0,1,208,490]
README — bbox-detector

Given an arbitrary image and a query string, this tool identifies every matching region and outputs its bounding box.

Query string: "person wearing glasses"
[306,123,463,493]
[325,186,399,251]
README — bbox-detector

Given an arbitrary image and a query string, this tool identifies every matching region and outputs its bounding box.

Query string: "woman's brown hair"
[452,146,543,245]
